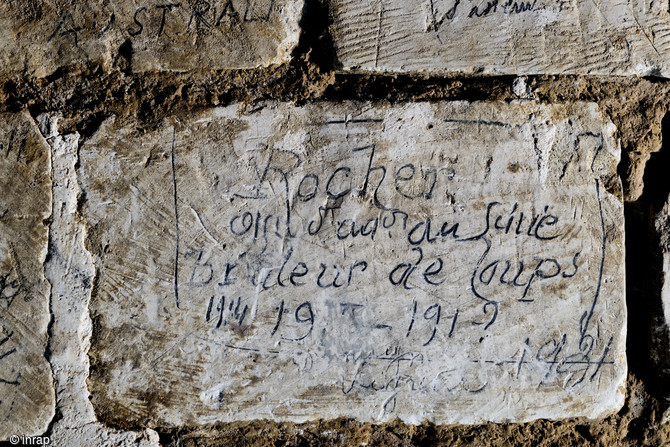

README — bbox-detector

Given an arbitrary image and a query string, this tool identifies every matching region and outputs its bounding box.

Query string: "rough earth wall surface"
[1,0,670,446]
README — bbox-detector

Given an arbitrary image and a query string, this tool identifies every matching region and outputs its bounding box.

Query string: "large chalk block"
[0,0,302,76]
[80,101,625,426]
[330,0,670,77]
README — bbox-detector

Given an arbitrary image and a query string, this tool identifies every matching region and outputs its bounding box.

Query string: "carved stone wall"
[0,1,669,446]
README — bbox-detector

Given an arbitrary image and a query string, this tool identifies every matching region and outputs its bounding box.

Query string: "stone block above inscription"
[81,101,625,427]
[0,0,302,76]
[0,112,54,439]
[330,0,670,77]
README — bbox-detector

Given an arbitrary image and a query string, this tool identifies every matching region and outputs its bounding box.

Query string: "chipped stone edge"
[270,0,304,67]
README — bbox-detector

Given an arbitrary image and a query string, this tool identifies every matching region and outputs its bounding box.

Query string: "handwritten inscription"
[0,0,301,76]
[126,0,275,38]
[82,102,625,425]
[331,0,670,76]
[429,0,538,29]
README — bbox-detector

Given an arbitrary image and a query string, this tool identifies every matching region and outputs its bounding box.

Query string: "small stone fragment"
[80,101,626,427]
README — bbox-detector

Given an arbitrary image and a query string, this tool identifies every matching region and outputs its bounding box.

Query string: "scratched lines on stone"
[332,0,670,76]
[0,262,23,310]
[0,329,19,386]
[171,127,181,309]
